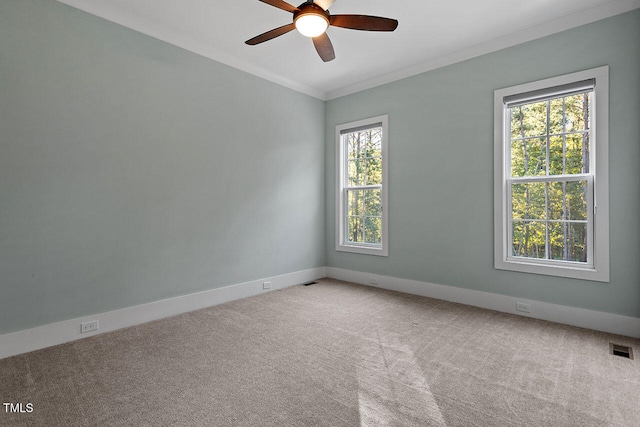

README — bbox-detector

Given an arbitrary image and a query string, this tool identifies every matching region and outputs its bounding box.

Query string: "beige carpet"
[1,279,639,426]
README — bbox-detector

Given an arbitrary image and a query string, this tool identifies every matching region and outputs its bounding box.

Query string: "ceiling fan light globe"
[295,13,329,37]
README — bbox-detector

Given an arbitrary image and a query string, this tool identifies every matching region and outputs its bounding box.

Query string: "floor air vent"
[610,343,633,359]
[303,281,317,286]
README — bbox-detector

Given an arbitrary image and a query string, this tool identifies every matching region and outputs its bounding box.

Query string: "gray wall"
[1,1,638,337]
[326,10,640,318]
[0,1,325,334]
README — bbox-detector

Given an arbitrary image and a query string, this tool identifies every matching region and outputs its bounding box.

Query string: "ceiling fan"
[245,0,398,62]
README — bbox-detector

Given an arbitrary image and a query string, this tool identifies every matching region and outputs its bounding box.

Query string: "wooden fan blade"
[259,0,299,13]
[312,33,335,62]
[245,23,296,45]
[313,0,335,11]
[330,15,398,31]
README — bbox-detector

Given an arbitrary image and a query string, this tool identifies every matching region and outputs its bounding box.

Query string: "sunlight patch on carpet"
[357,329,447,426]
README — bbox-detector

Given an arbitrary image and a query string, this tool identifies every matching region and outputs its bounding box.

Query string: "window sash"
[344,186,382,245]
[506,176,593,266]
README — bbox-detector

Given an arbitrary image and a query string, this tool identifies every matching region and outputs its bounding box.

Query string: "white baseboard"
[327,267,640,339]
[0,267,326,359]
[3,265,637,359]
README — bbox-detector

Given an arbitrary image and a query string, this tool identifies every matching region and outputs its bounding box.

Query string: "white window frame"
[494,66,609,282]
[336,115,389,256]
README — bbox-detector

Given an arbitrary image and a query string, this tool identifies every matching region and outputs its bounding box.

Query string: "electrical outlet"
[515,302,531,313]
[81,320,99,333]
[263,281,271,290]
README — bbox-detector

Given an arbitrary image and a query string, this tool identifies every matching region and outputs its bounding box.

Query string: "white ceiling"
[56,0,640,100]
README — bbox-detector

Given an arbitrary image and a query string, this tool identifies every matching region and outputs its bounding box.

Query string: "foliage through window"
[494,67,609,281]
[336,115,388,256]
[509,91,591,262]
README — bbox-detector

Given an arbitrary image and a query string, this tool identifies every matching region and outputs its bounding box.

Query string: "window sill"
[495,257,609,282]
[336,243,388,257]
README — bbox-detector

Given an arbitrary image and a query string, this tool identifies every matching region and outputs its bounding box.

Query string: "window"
[336,115,388,256]
[494,67,609,281]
